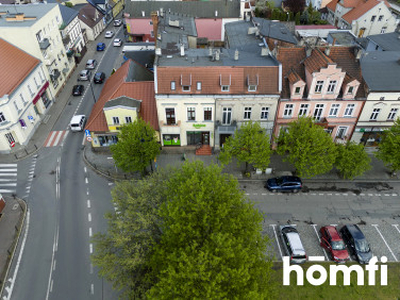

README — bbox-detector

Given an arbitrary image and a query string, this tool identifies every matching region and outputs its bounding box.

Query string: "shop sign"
[192,124,206,129]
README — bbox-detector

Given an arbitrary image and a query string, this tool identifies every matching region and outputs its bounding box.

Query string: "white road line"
[89,227,92,237]
[342,193,348,196]
[0,169,17,172]
[245,193,250,195]
[371,224,398,262]
[368,193,373,196]
[90,243,93,254]
[311,193,316,195]
[81,134,86,146]
[311,224,329,261]
[0,183,17,186]
[0,164,17,167]
[52,131,64,147]
[85,177,88,184]
[270,224,283,259]
[45,131,57,147]
[88,213,92,222]
[53,260,56,271]
[50,279,53,292]
[262,193,267,196]
[107,157,113,160]
[84,167,87,173]
[392,193,397,196]
[87,200,91,209]
[90,284,94,295]
[308,256,325,262]
[335,193,340,196]
[360,193,365,196]
[0,179,16,182]
[375,194,381,196]
[253,193,258,195]
[392,224,400,234]
[327,193,332,196]
[0,173,17,177]
[0,189,16,193]
[319,193,324,196]
[87,189,89,196]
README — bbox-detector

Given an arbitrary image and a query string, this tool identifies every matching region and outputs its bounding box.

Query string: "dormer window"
[295,87,301,94]
[181,74,192,92]
[248,85,257,92]
[182,85,191,92]
[247,75,258,92]
[347,86,354,94]
[220,74,231,92]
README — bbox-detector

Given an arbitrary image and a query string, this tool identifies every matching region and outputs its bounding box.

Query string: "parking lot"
[264,221,400,263]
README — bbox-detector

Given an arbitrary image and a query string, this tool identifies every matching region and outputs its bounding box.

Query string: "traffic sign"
[10,141,15,147]
[28,115,33,120]
[87,136,92,142]
[85,129,91,137]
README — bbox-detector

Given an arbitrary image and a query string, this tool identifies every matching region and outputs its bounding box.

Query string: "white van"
[70,115,86,132]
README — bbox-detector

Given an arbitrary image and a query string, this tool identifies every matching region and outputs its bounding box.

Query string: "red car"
[320,226,350,263]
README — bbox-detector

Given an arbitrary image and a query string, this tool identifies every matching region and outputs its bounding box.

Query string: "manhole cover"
[13,204,19,210]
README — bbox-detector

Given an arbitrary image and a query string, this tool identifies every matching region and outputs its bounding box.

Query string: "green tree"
[91,170,169,299]
[219,121,272,172]
[147,161,276,299]
[335,142,371,179]
[276,116,337,178]
[376,118,400,173]
[110,118,160,175]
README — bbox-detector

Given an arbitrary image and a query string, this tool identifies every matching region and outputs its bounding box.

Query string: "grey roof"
[0,3,58,27]
[125,0,241,19]
[58,4,79,25]
[123,50,155,70]
[104,96,141,109]
[126,59,154,82]
[360,51,400,92]
[252,17,298,45]
[366,32,400,51]
[328,31,356,46]
[225,20,266,53]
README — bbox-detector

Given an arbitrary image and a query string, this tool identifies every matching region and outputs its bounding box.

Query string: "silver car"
[280,225,307,264]
[85,59,97,70]
[78,70,91,81]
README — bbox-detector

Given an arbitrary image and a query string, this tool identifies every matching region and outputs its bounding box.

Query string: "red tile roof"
[0,38,40,98]
[157,66,280,94]
[85,60,158,132]
[126,18,153,35]
[304,48,335,74]
[326,0,338,12]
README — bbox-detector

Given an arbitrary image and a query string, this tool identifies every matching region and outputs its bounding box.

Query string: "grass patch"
[272,262,400,300]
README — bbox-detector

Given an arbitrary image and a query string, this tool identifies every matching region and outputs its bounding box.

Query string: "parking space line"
[360,193,365,196]
[308,256,325,262]
[311,224,329,261]
[270,224,283,259]
[371,224,398,262]
[392,224,400,234]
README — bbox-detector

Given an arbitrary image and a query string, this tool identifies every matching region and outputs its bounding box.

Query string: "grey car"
[280,225,307,264]
[78,69,91,81]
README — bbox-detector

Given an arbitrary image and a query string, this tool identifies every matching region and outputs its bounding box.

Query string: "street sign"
[85,129,91,137]
[10,141,15,147]
[87,136,92,142]
[28,115,33,120]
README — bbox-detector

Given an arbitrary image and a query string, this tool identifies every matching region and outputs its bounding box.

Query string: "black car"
[94,72,106,84]
[340,224,372,264]
[72,85,84,96]
[264,176,302,193]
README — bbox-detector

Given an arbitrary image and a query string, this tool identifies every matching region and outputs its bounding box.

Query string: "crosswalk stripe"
[0,164,17,167]
[45,131,57,147]
[45,131,69,147]
[0,163,18,194]
[0,169,17,172]
[0,173,17,177]
[0,189,16,193]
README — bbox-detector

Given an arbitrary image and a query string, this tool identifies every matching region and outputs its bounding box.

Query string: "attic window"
[181,74,192,92]
[141,11,145,17]
[347,86,354,94]
[247,75,259,92]
[220,74,231,92]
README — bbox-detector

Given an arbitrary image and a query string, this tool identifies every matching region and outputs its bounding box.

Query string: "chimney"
[160,8,164,17]
[234,49,239,60]
[261,47,269,56]
[332,38,336,46]
[180,44,185,56]
[208,47,213,57]
[325,46,331,56]
[306,47,313,57]
[215,50,220,61]
[151,12,159,42]
[355,48,363,60]
[155,48,162,56]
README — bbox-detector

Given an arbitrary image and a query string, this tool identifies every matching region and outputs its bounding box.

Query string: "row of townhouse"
[151,12,400,151]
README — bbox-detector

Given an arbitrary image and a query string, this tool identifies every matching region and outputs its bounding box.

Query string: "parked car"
[85,59,97,70]
[72,85,84,96]
[320,226,350,263]
[264,176,302,193]
[280,225,307,264]
[97,42,106,51]
[105,31,114,38]
[114,19,122,27]
[340,224,372,264]
[94,72,106,84]
[113,38,122,47]
[70,115,86,132]
[78,70,91,81]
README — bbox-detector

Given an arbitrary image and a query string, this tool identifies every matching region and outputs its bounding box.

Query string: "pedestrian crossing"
[44,130,69,147]
[0,163,17,194]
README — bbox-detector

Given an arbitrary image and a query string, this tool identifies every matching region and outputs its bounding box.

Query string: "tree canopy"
[335,142,371,179]
[110,118,160,175]
[92,162,275,299]
[375,118,400,173]
[219,121,272,172]
[276,116,337,178]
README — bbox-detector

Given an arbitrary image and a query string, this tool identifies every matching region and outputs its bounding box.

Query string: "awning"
[33,81,49,105]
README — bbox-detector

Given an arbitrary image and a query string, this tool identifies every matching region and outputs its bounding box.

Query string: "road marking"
[0,173,17,177]
[89,227,92,237]
[87,200,91,209]
[53,260,56,271]
[245,193,250,195]
[82,134,86,145]
[90,243,93,254]
[360,193,365,196]
[90,284,94,295]
[253,193,258,195]
[368,193,373,196]
[50,279,53,292]
[88,213,92,222]
[311,193,316,195]
[384,194,390,196]
[0,169,17,172]
[392,224,400,234]
[0,164,17,167]
[335,193,340,196]
[270,224,283,259]
[90,264,93,274]
[342,193,348,196]
[262,193,267,196]
[327,193,332,196]
[311,224,329,261]
[375,194,381,196]
[85,177,88,184]
[330,224,338,227]
[108,182,114,186]
[84,167,87,173]
[107,157,113,160]
[0,183,17,186]
[308,256,325,262]
[392,193,397,196]
[371,224,398,262]
[87,189,89,196]
[319,193,324,196]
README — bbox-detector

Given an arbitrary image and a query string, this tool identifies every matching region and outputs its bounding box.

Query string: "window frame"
[327,80,337,93]
[260,107,269,120]
[370,108,381,120]
[313,103,324,121]
[112,117,120,125]
[170,81,176,91]
[166,108,176,125]
[283,104,294,117]
[298,103,309,117]
[222,107,232,125]
[243,107,252,120]
[187,107,196,121]
[248,85,257,92]
[182,85,191,92]
[295,86,301,95]
[221,85,230,92]
[196,81,202,91]
[125,116,132,124]
[204,107,212,121]
[315,81,324,93]
[344,104,355,117]
[387,108,398,120]
[329,103,340,117]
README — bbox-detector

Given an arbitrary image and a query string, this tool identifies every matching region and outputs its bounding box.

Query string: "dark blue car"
[96,42,105,51]
[264,176,302,193]
[340,224,372,264]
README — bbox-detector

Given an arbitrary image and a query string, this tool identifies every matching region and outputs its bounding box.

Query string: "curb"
[0,198,27,297]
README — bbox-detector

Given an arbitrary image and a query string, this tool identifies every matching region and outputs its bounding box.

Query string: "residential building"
[58,4,87,64]
[364,31,400,51]
[78,3,105,41]
[123,0,245,43]
[307,0,332,10]
[351,51,400,146]
[0,4,75,98]
[0,39,48,153]
[85,59,156,148]
[275,46,366,144]
[154,12,281,150]
[326,0,398,37]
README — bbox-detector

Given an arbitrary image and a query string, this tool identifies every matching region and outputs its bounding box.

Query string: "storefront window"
[187,131,202,145]
[98,135,118,146]
[163,134,180,146]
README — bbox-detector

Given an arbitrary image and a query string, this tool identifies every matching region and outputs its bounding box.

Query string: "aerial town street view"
[0,0,400,298]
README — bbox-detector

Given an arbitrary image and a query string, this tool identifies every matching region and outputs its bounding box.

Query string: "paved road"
[244,181,400,263]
